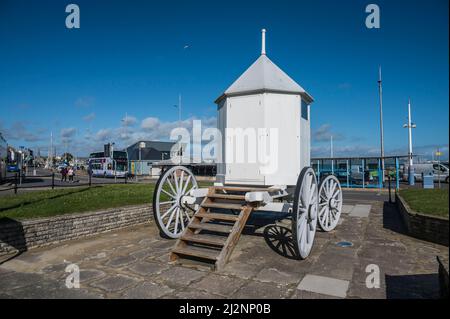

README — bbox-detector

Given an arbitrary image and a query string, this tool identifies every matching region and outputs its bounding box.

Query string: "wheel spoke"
[174,207,180,234]
[309,182,316,204]
[159,200,176,205]
[299,219,307,249]
[330,181,337,198]
[319,205,327,221]
[173,171,180,194]
[178,171,185,195]
[165,205,178,228]
[181,175,192,195]
[166,178,177,197]
[160,203,177,220]
[161,189,176,199]
[325,179,331,197]
[332,188,340,199]
[182,208,191,222]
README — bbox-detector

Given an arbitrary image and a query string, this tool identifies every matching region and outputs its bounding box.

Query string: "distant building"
[126,141,183,176]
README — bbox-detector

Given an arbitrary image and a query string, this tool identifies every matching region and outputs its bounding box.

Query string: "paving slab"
[155,266,207,288]
[90,274,139,293]
[104,255,138,268]
[79,269,106,283]
[297,274,350,298]
[219,261,262,280]
[190,274,246,297]
[341,205,354,214]
[254,267,301,286]
[127,260,169,277]
[349,204,371,218]
[123,282,174,299]
[168,288,223,299]
[234,280,293,299]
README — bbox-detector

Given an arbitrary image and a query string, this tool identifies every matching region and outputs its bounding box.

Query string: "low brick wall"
[396,193,449,246]
[0,205,153,257]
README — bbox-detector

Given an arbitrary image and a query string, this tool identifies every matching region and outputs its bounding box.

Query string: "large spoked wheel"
[292,167,318,260]
[318,175,343,232]
[153,166,198,239]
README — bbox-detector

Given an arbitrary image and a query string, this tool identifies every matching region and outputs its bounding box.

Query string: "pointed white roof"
[215,55,314,104]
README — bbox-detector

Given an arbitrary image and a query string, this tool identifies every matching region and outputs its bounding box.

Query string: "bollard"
[89,172,92,187]
[14,173,18,194]
[52,172,55,189]
[408,165,415,186]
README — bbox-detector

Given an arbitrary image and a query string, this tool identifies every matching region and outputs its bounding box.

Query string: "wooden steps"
[195,212,239,222]
[201,202,244,210]
[181,233,227,246]
[188,221,233,233]
[169,186,256,270]
[171,245,219,261]
[208,194,246,200]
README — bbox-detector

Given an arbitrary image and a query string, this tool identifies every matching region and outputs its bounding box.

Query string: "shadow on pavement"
[0,217,27,265]
[263,225,300,260]
[382,201,408,235]
[385,273,440,299]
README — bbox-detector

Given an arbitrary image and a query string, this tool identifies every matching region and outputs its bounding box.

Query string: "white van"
[402,163,449,183]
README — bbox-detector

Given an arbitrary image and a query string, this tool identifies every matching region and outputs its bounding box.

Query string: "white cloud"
[0,121,46,142]
[83,113,96,122]
[141,117,160,130]
[121,115,137,126]
[60,127,76,139]
[312,124,344,142]
[95,128,112,142]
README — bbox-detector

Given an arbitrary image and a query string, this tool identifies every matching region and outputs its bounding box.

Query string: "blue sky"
[0,0,448,159]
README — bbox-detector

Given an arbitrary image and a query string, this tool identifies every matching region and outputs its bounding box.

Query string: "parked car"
[402,163,449,183]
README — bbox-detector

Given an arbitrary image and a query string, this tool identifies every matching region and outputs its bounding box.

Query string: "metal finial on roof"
[261,29,266,55]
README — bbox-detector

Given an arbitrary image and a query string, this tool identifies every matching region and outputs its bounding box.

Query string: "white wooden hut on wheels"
[152,30,343,270]
[215,29,314,186]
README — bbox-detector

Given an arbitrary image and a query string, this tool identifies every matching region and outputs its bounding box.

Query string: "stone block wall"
[0,205,153,257]
[396,193,449,246]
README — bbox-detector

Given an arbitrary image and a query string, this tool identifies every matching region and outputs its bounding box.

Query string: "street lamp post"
[138,141,145,177]
[403,98,416,185]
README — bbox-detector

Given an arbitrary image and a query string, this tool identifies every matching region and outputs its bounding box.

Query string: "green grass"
[400,189,449,218]
[0,184,156,220]
[0,181,213,220]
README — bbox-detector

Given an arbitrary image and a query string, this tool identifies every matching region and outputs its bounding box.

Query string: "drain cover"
[336,241,353,247]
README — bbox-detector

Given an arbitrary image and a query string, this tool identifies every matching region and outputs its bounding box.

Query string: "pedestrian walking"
[68,166,74,182]
[61,166,67,182]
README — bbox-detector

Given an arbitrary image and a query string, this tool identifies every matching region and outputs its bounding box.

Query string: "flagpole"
[378,66,385,183]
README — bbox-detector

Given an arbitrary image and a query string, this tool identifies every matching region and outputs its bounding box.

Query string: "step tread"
[195,212,239,222]
[172,245,219,261]
[212,186,269,192]
[181,233,227,246]
[208,194,246,200]
[202,202,244,210]
[188,221,234,233]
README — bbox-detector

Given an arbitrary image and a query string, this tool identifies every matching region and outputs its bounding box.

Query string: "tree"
[61,153,74,162]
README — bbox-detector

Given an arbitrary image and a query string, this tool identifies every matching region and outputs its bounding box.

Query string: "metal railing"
[0,170,132,194]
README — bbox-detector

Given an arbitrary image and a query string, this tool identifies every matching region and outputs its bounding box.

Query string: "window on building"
[301,100,308,120]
